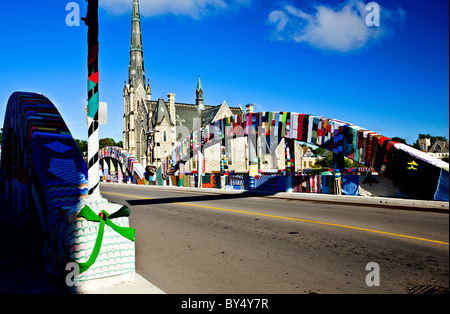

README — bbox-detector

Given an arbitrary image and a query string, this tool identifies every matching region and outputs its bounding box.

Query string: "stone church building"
[123,0,311,175]
[123,0,243,169]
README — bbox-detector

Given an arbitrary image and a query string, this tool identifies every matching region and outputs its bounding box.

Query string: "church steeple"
[128,0,146,89]
[196,76,205,112]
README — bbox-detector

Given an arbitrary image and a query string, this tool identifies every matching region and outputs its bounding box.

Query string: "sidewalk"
[0,193,165,294]
[105,182,449,212]
[81,273,165,294]
[0,194,67,294]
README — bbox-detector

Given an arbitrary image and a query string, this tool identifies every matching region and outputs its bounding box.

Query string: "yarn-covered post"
[86,0,100,198]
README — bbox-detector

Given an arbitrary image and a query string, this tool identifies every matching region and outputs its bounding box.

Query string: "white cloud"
[267,0,406,52]
[268,10,289,33]
[100,0,250,19]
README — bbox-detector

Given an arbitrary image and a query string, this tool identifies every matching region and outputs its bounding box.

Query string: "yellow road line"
[102,191,450,246]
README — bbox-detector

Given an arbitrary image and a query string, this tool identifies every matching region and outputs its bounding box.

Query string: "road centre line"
[102,191,449,246]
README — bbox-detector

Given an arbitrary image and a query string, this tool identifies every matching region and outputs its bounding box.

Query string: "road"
[100,183,449,294]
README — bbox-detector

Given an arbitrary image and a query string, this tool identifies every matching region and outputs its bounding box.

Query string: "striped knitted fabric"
[65,200,135,282]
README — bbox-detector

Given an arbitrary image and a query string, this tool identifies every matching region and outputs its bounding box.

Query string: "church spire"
[128,0,146,89]
[196,76,205,112]
[196,76,203,100]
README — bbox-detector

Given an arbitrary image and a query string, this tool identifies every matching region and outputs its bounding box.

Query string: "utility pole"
[84,0,100,198]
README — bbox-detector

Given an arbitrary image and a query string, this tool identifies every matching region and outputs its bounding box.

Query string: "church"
[123,0,244,169]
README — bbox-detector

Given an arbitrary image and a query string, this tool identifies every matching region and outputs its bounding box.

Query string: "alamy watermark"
[365,262,380,287]
[65,2,381,27]
[366,2,381,27]
[65,262,81,287]
[65,2,81,27]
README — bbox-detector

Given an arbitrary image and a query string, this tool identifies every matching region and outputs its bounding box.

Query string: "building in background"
[417,137,449,160]
[123,0,243,169]
[428,140,449,160]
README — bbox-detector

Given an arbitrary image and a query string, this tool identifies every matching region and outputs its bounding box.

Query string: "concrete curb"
[81,272,165,294]
[101,182,449,212]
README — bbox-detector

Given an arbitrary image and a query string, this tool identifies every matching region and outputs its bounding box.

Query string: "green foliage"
[414,134,448,151]
[74,139,87,156]
[391,137,407,144]
[417,134,448,145]
[313,147,327,156]
[74,138,123,156]
[316,152,353,168]
[317,152,334,168]
[418,133,432,140]
[99,138,117,150]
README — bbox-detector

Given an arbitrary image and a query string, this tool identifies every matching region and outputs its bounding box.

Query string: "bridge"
[155,112,449,201]
[3,91,445,285]
[99,146,146,184]
[1,96,448,294]
[0,92,136,291]
[0,1,449,293]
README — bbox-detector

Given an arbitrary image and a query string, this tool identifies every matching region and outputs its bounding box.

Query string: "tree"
[98,138,124,149]
[418,133,432,140]
[313,147,327,157]
[316,152,353,169]
[73,138,123,156]
[431,136,448,144]
[413,134,448,151]
[99,138,117,150]
[74,139,87,156]
[391,137,407,144]
[317,152,334,168]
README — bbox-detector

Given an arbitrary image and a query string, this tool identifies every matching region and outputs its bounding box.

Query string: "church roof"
[201,106,221,126]
[151,98,172,126]
[148,100,243,139]
[175,103,208,135]
[430,140,449,153]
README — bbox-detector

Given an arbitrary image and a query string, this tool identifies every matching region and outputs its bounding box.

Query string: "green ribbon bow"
[75,205,136,274]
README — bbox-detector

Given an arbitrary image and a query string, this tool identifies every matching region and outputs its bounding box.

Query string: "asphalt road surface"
[100,183,449,294]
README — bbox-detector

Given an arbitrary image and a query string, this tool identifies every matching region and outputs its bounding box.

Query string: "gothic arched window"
[164,131,167,142]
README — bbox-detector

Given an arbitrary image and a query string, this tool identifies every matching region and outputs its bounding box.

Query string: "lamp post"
[147,130,154,166]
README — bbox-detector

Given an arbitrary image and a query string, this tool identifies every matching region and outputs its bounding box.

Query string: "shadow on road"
[117,186,450,214]
[125,190,280,207]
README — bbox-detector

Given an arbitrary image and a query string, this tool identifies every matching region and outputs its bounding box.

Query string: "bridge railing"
[99,146,145,183]
[1,92,136,290]
[156,112,449,201]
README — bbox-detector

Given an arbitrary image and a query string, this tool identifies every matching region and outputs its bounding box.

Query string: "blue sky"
[0,0,448,145]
